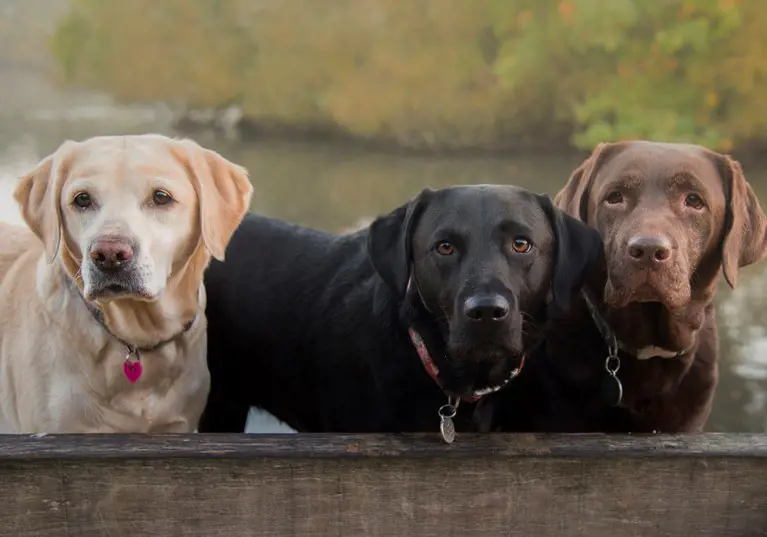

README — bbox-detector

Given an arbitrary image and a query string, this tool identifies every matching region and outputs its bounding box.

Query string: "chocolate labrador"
[491,141,767,433]
[199,185,602,434]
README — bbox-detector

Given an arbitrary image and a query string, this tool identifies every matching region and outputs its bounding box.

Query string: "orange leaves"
[664,58,679,73]
[516,9,534,28]
[616,62,633,78]
[679,1,696,19]
[558,1,575,23]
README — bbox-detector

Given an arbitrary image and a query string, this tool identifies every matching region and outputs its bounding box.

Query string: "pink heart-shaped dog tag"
[123,360,143,383]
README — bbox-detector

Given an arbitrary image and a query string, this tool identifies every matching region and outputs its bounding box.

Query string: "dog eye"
[605,191,624,204]
[152,190,173,206]
[72,192,92,209]
[435,241,455,256]
[511,238,532,253]
[685,193,705,210]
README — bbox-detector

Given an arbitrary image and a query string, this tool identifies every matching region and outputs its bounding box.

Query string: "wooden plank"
[0,432,766,460]
[0,434,763,537]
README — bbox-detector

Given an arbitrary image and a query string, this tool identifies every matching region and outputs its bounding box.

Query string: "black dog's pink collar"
[407,327,524,403]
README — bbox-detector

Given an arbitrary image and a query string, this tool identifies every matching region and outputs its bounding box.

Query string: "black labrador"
[199,184,602,434]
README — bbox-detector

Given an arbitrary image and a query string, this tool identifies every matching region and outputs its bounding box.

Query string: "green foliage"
[50,0,767,151]
[492,0,751,150]
[51,0,249,106]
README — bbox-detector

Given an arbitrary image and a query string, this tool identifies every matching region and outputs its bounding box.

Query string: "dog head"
[368,184,602,397]
[14,135,253,302]
[556,141,767,356]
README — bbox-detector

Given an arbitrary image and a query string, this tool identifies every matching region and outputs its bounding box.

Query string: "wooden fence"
[0,433,765,536]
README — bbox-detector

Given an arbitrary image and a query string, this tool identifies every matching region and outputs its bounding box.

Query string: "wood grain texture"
[1,433,766,460]
[0,434,764,537]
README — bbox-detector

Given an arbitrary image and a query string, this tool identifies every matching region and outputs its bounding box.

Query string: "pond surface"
[1,106,767,432]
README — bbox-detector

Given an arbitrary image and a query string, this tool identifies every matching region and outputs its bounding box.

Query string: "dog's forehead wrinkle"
[618,144,711,171]
[599,150,653,181]
[599,152,724,205]
[626,140,703,154]
[466,187,540,223]
[446,184,527,206]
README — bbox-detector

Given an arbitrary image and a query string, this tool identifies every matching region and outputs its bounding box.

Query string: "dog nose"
[463,295,510,322]
[627,235,672,266]
[89,238,134,272]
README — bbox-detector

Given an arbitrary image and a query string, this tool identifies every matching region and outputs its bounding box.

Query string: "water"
[2,99,767,433]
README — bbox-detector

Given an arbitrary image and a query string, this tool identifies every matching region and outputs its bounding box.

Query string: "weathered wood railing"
[0,433,765,536]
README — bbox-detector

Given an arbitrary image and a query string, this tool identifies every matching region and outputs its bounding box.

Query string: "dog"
[490,141,767,433]
[0,134,252,433]
[199,184,602,434]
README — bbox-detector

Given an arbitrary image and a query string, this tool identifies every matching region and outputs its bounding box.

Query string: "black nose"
[463,295,510,322]
[627,235,672,267]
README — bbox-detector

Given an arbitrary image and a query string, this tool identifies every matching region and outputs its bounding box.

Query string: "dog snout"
[627,235,673,267]
[463,294,510,322]
[89,237,134,273]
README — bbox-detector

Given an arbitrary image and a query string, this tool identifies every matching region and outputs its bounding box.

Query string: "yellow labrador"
[0,134,252,433]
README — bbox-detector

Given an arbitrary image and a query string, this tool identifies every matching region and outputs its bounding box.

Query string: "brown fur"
[494,141,767,433]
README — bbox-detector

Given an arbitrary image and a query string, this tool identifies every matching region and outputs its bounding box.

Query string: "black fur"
[199,185,602,433]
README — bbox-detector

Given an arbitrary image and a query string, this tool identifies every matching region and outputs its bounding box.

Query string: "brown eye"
[685,193,705,210]
[73,192,92,209]
[511,238,532,253]
[152,189,173,206]
[436,241,455,256]
[605,191,624,204]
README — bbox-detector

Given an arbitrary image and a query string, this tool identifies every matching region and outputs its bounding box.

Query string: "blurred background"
[1,0,767,432]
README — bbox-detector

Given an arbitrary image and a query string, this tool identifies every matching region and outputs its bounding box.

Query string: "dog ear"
[538,193,604,314]
[368,189,433,299]
[173,139,253,261]
[555,142,627,222]
[712,154,767,289]
[14,140,79,263]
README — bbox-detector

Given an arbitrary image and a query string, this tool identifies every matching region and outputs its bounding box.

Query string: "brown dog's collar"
[581,290,625,406]
[582,291,689,359]
[407,327,524,403]
[582,291,620,357]
[581,290,692,409]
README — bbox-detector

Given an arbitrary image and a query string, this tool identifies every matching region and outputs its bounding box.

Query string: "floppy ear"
[13,140,79,263]
[367,189,433,299]
[555,142,627,222]
[174,139,253,261]
[712,154,767,289]
[538,193,604,314]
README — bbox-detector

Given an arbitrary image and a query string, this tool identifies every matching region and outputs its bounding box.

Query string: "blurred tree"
[53,0,250,107]
[493,0,746,150]
[51,0,767,151]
